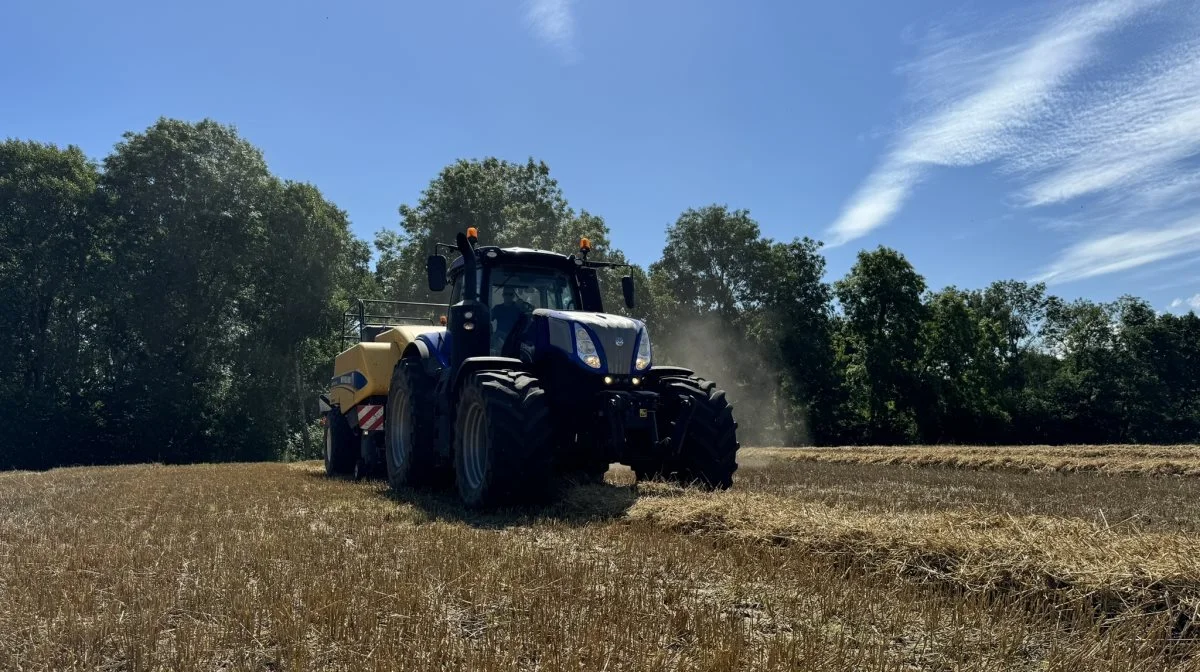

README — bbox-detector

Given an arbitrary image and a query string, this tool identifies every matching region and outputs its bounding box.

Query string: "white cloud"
[826,0,1156,247]
[1167,294,1200,311]
[524,0,577,61]
[1018,41,1200,207]
[1034,217,1200,284]
[829,0,1200,287]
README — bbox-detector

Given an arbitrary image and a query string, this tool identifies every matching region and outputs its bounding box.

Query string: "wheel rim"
[461,401,487,491]
[387,388,411,471]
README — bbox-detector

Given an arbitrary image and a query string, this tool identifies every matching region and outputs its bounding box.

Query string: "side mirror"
[621,275,636,309]
[426,254,447,292]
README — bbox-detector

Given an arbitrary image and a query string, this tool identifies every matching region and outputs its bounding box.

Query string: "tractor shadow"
[378,478,644,529]
[305,463,686,529]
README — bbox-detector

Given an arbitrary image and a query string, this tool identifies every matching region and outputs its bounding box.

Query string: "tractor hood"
[536,309,648,375]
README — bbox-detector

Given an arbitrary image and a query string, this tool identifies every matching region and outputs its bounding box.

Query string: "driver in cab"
[491,286,533,353]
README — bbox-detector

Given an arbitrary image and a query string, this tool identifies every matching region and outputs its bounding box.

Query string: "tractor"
[321,228,739,507]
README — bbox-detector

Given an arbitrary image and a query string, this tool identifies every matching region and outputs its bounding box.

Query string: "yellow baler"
[328,325,443,411]
[322,299,445,477]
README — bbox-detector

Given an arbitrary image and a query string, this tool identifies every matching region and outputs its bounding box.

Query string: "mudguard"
[418,331,450,370]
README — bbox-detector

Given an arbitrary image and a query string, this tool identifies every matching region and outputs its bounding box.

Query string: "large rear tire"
[453,371,554,508]
[324,408,356,477]
[639,376,739,489]
[384,358,440,490]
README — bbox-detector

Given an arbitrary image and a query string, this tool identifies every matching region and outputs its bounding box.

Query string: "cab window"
[448,269,482,305]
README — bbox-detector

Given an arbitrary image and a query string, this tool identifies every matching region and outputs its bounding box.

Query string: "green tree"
[833,247,927,443]
[648,205,833,444]
[1150,311,1200,441]
[97,118,366,464]
[747,238,836,444]
[224,182,369,460]
[648,206,772,440]
[0,140,104,469]
[650,205,769,323]
[1040,297,1124,442]
[99,119,277,463]
[914,287,1013,442]
[377,158,636,313]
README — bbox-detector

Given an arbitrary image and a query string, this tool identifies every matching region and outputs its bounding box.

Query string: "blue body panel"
[420,308,649,376]
[539,311,648,375]
[419,332,450,368]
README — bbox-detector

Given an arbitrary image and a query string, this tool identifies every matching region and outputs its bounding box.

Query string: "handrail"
[339,298,445,348]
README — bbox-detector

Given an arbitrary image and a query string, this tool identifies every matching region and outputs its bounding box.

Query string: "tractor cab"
[442,247,589,356]
[427,231,637,365]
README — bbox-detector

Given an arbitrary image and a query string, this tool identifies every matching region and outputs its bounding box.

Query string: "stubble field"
[1,445,1198,671]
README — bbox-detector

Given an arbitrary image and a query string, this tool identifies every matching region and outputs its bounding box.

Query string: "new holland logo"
[330,370,368,391]
[614,337,624,346]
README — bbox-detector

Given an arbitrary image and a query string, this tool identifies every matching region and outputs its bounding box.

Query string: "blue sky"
[4,0,1200,312]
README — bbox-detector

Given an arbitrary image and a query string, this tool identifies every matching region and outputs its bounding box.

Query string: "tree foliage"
[0,120,366,469]
[833,247,927,443]
[375,158,630,311]
[2,132,1199,471]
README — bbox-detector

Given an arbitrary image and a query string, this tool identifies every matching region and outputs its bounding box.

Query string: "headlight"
[635,328,651,371]
[574,324,602,369]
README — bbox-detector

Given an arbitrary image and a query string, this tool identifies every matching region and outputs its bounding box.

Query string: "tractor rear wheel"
[384,358,440,490]
[453,371,554,508]
[640,376,739,489]
[324,408,356,477]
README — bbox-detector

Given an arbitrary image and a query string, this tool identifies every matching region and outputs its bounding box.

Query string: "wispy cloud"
[829,0,1200,287]
[524,0,577,62]
[1168,293,1200,312]
[1033,216,1200,284]
[826,0,1156,247]
[1017,41,1200,207]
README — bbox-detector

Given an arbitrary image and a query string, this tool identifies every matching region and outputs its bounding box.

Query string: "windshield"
[487,265,579,312]
[486,264,580,355]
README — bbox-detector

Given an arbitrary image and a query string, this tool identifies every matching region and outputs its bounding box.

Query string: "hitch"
[595,391,660,463]
[660,396,696,456]
[606,396,626,457]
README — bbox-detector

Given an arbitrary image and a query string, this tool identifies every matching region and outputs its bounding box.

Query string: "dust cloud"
[654,314,808,447]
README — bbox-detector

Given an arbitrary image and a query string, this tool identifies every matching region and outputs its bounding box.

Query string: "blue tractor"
[336,228,739,507]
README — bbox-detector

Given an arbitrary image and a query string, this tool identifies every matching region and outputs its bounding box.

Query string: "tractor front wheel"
[454,371,554,508]
[384,358,441,490]
[324,408,356,477]
[640,376,739,489]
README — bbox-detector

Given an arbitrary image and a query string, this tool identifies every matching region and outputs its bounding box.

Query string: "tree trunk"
[294,353,312,458]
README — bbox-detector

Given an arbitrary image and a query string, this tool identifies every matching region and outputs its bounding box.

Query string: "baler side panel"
[327,325,447,413]
[329,343,399,411]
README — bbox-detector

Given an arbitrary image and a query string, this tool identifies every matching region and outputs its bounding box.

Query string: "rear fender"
[417,332,450,371]
[403,339,443,378]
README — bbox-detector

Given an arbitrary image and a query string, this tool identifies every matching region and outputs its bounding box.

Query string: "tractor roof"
[448,245,578,274]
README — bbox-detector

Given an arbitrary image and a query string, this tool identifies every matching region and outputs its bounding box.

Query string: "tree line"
[2,117,1197,469]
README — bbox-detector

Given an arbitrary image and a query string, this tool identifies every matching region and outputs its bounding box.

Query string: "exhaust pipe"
[456,232,477,301]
